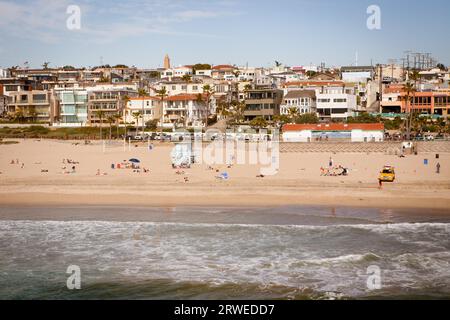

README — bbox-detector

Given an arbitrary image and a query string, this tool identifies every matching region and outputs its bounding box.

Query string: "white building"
[52,87,89,127]
[281,90,316,115]
[341,66,374,83]
[153,81,203,96]
[161,66,193,79]
[0,68,10,78]
[195,69,212,77]
[282,123,384,142]
[316,93,357,120]
[162,94,208,128]
[124,97,162,126]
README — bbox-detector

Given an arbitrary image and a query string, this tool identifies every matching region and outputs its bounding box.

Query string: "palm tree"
[402,82,416,140]
[94,110,105,140]
[201,84,214,127]
[287,107,300,123]
[106,115,116,141]
[216,100,231,120]
[156,88,168,127]
[113,113,122,139]
[122,95,130,137]
[132,111,142,132]
[230,100,246,124]
[137,88,148,135]
[42,62,50,70]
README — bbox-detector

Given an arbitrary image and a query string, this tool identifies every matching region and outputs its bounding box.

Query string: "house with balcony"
[87,89,136,126]
[7,90,53,122]
[162,94,208,128]
[281,90,316,115]
[244,88,283,121]
[124,97,162,126]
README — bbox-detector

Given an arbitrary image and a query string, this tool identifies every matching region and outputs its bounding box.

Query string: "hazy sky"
[0,0,449,69]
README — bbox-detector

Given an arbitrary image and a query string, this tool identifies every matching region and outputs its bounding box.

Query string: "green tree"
[106,115,116,140]
[201,84,214,127]
[132,111,142,132]
[250,116,268,129]
[156,88,168,127]
[145,119,158,131]
[94,110,105,139]
[138,88,148,134]
[403,82,416,140]
[295,113,319,124]
[287,107,300,122]
[272,114,291,127]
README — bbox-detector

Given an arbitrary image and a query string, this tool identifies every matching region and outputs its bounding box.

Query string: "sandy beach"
[0,139,449,211]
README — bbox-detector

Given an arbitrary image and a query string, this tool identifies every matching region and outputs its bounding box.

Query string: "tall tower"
[164,54,171,69]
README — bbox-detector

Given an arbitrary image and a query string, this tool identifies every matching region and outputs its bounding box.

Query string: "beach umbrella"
[129,158,141,163]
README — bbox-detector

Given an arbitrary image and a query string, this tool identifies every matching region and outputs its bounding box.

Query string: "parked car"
[379,166,396,182]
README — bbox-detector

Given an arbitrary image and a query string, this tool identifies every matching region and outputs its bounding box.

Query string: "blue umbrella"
[129,158,140,163]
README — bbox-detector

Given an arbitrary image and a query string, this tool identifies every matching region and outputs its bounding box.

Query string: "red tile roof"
[283,123,384,131]
[212,65,235,70]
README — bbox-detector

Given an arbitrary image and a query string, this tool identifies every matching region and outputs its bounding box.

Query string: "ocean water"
[0,206,449,300]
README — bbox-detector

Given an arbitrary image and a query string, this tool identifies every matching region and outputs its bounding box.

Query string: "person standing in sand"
[329,157,333,168]
[436,162,441,174]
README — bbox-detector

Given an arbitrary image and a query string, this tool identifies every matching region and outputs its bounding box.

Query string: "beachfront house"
[87,88,137,127]
[243,88,283,121]
[162,94,208,128]
[52,88,89,127]
[124,96,162,126]
[280,90,316,115]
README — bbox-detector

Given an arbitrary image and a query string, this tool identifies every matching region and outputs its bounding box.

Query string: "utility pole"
[378,64,383,113]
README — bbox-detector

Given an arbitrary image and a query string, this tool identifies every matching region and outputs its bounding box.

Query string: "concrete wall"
[351,130,384,142]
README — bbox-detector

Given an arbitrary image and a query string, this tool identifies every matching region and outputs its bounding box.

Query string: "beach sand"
[0,139,449,211]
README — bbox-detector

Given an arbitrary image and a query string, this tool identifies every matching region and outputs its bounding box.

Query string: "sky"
[0,0,449,69]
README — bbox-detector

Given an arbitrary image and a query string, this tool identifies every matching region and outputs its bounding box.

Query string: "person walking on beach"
[329,157,333,168]
[436,162,441,174]
[378,179,383,189]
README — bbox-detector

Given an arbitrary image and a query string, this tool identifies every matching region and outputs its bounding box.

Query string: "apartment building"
[244,88,283,121]
[399,91,450,118]
[88,89,136,126]
[52,88,89,126]
[7,90,53,122]
[281,90,316,115]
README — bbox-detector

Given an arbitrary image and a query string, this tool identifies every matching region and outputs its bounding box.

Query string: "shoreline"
[1,186,450,211]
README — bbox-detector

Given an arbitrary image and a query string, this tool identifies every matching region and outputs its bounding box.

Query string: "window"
[333,99,347,103]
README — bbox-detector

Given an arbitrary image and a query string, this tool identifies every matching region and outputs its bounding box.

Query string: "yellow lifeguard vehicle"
[379,166,396,182]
